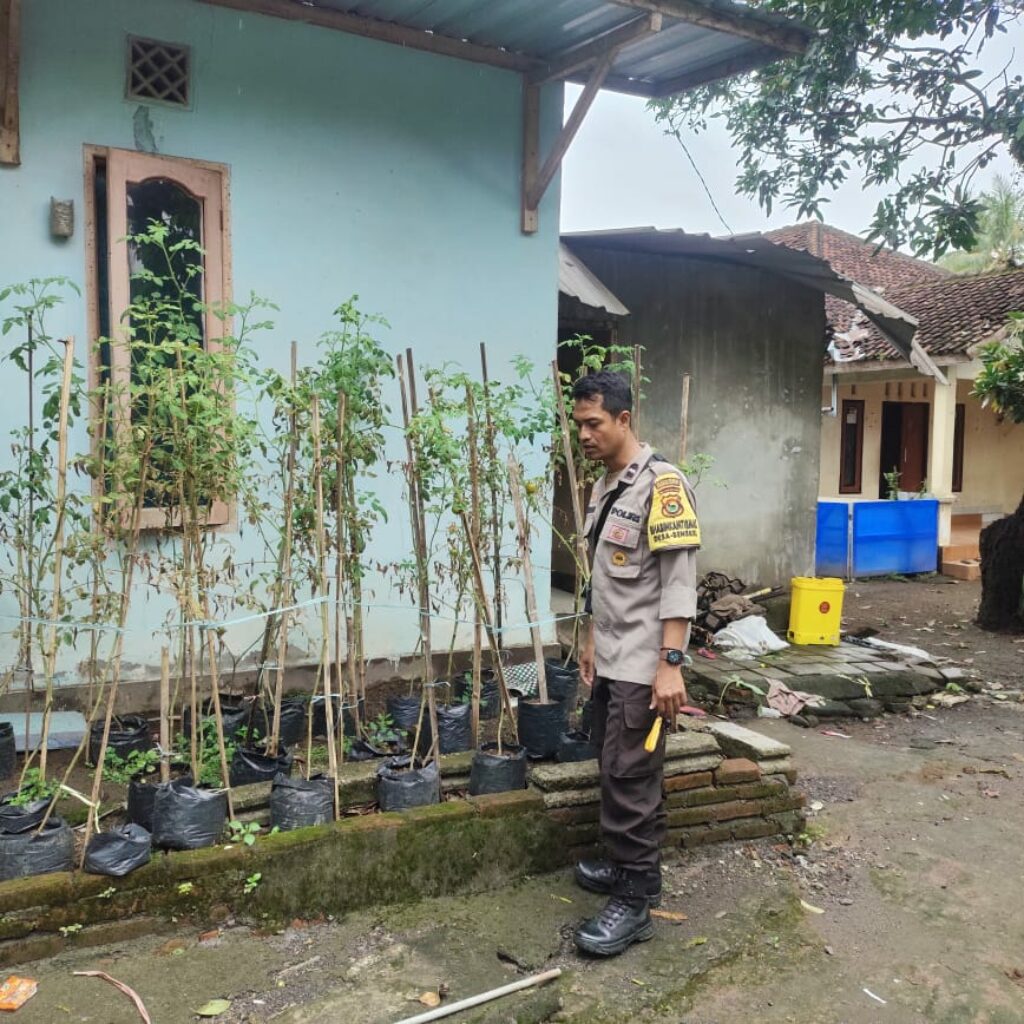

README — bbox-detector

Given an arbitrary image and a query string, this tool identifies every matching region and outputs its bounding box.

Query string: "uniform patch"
[648,473,701,550]
[611,550,628,566]
[600,520,640,549]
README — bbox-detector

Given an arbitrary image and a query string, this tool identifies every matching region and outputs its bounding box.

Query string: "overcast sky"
[560,29,1021,244]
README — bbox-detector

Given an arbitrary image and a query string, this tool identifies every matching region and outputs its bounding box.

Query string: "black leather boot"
[574,871,654,957]
[574,859,662,906]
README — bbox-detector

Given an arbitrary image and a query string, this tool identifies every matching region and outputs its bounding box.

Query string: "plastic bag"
[469,743,527,795]
[151,780,228,850]
[517,699,568,759]
[252,698,307,747]
[182,700,249,741]
[386,694,422,732]
[88,715,153,767]
[453,672,500,720]
[127,775,192,831]
[270,773,334,830]
[0,722,15,779]
[83,823,152,877]
[229,745,293,787]
[557,730,598,763]
[377,756,439,812]
[0,796,51,834]
[715,616,789,655]
[545,659,580,708]
[0,817,74,881]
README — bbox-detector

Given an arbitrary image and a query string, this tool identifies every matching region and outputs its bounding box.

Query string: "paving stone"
[663,754,723,779]
[708,721,791,761]
[939,666,968,681]
[542,786,600,809]
[714,758,761,784]
[529,760,600,792]
[664,731,720,759]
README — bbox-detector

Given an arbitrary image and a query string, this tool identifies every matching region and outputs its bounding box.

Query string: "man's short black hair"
[572,370,632,417]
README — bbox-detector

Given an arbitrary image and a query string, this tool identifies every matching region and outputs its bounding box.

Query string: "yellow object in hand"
[644,716,663,753]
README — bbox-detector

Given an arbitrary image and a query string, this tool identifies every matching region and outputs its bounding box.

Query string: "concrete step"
[942,559,981,581]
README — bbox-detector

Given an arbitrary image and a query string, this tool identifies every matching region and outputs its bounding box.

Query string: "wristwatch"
[659,647,685,667]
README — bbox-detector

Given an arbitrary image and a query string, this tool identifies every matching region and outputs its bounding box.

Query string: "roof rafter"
[609,0,810,55]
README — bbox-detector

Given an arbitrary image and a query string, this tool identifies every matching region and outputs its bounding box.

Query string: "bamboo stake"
[466,384,483,747]
[632,343,642,438]
[393,969,562,1024]
[159,647,170,783]
[458,509,516,740]
[334,391,357,759]
[678,372,691,464]
[311,399,340,814]
[397,352,439,763]
[551,359,588,578]
[37,337,74,780]
[507,457,548,704]
[479,343,503,648]
[270,342,299,753]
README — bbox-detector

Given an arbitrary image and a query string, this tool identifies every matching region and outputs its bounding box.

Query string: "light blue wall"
[0,0,562,683]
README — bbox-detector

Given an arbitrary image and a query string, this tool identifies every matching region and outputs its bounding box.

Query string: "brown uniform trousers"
[589,676,667,871]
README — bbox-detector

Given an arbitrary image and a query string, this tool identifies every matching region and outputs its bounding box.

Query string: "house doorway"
[880,401,929,495]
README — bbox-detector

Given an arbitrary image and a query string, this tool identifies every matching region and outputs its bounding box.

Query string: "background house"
[770,225,1024,576]
[0,0,809,697]
[555,228,925,591]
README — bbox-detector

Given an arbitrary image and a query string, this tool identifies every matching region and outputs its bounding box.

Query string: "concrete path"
[12,698,1023,1023]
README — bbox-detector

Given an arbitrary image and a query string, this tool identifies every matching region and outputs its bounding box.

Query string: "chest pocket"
[599,510,642,579]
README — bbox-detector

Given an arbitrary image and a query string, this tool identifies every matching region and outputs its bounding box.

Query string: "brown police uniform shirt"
[585,444,699,688]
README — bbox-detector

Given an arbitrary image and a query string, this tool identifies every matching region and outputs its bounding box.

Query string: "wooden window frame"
[839,399,865,494]
[952,402,965,493]
[83,144,234,531]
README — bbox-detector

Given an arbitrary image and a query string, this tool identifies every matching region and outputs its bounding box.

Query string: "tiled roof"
[761,222,1023,362]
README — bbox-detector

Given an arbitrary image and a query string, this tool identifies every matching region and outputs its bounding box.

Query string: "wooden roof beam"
[527,12,662,86]
[650,44,782,96]
[0,0,20,166]
[609,0,811,56]
[199,0,540,73]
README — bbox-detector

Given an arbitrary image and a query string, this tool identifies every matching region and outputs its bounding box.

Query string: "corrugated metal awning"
[563,227,945,382]
[201,0,813,98]
[559,243,630,315]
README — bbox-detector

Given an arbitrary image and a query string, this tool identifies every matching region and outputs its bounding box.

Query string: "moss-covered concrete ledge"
[0,722,804,968]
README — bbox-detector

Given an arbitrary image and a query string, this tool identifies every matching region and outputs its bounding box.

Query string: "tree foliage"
[973,312,1024,422]
[651,0,1024,257]
[938,173,1024,271]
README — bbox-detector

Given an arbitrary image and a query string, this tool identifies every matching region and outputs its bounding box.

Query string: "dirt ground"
[10,579,1024,1023]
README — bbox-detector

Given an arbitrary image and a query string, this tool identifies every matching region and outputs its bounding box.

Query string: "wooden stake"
[507,457,548,704]
[551,359,588,579]
[397,353,439,763]
[466,384,483,747]
[312,399,340,814]
[159,647,170,783]
[479,344,504,647]
[37,337,74,779]
[678,372,691,464]
[632,343,642,439]
[334,391,357,756]
[269,342,299,753]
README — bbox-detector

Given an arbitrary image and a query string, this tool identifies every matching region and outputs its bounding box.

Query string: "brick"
[467,789,544,818]
[768,810,807,834]
[547,803,600,826]
[714,758,761,784]
[707,800,764,823]
[730,818,782,841]
[664,771,713,793]
[667,824,735,849]
[708,721,790,761]
[763,771,797,787]
[667,804,719,828]
[666,780,787,809]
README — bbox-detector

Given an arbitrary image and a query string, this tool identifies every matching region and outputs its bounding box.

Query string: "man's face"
[572,395,630,464]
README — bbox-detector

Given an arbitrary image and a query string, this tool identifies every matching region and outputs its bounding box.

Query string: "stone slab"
[708,721,790,761]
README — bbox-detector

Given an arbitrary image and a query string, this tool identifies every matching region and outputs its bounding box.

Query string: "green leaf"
[196,999,232,1016]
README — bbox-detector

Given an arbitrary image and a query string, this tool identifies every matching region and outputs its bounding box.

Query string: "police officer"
[570,370,699,957]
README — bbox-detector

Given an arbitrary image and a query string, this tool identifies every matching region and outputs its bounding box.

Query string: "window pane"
[126,177,204,350]
[840,401,862,492]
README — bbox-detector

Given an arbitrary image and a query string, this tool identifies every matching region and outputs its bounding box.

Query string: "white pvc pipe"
[390,968,563,1024]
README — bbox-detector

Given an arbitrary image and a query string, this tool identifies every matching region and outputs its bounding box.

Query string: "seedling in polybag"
[227,820,260,847]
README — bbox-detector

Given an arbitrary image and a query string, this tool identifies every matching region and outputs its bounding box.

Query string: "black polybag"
[270,773,334,830]
[468,743,527,795]
[229,745,293,787]
[88,715,154,766]
[0,722,16,778]
[0,796,51,834]
[377,756,439,812]
[83,823,152,877]
[517,699,568,759]
[415,703,472,756]
[557,730,598,763]
[183,700,249,741]
[453,671,500,720]
[151,780,228,850]
[386,694,422,732]
[0,817,74,881]
[252,698,307,747]
[127,774,193,831]
[312,695,365,739]
[545,659,580,710]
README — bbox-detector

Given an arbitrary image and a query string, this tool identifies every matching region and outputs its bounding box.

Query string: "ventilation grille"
[126,37,190,107]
